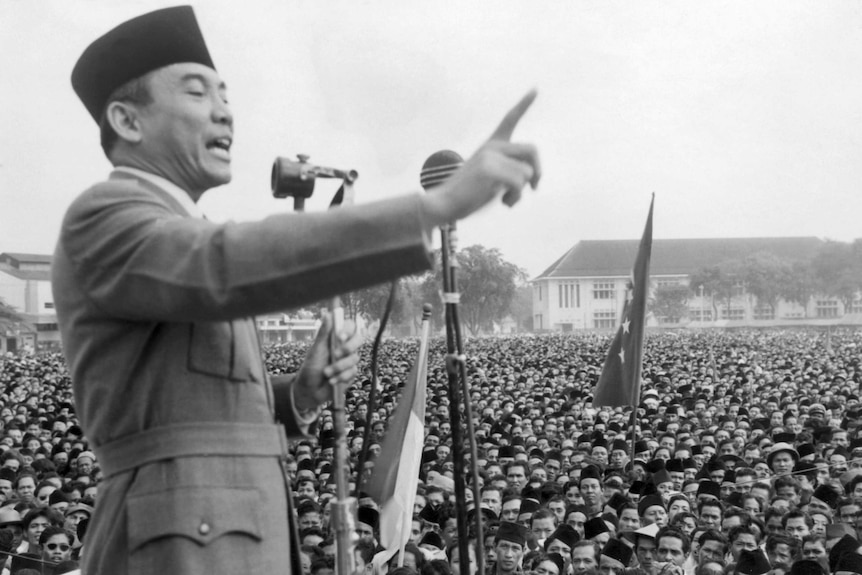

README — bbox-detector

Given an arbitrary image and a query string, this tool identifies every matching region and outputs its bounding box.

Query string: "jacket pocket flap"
[128,486,262,552]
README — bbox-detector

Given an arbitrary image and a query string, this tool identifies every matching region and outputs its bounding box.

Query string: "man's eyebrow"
[179,73,227,90]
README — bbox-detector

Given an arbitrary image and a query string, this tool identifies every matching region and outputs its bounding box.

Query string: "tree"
[0,297,20,322]
[509,284,534,331]
[813,240,862,313]
[342,282,402,324]
[740,252,792,313]
[650,284,690,324]
[779,260,818,317]
[421,245,526,336]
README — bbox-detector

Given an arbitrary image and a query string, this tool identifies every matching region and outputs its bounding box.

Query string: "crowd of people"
[0,327,859,575]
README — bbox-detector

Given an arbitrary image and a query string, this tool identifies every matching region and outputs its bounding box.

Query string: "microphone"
[272,154,358,211]
[271,154,358,200]
[419,150,463,192]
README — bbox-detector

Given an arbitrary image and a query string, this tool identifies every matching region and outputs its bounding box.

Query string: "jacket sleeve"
[58,180,433,322]
[270,374,319,439]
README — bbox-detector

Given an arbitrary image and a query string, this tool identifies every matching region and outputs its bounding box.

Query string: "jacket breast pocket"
[187,320,260,382]
[127,486,263,572]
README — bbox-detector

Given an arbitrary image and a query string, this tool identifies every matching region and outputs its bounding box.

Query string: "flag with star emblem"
[593,196,654,407]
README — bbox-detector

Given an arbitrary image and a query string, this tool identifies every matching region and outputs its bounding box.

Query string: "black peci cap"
[72,6,215,123]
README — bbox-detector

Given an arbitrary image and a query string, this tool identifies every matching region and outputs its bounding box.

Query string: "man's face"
[494,540,524,573]
[699,539,725,563]
[296,481,317,501]
[77,457,94,475]
[531,516,555,540]
[134,63,233,196]
[802,540,827,564]
[580,478,602,506]
[658,536,686,567]
[507,465,527,490]
[481,489,502,516]
[767,542,793,566]
[731,533,758,560]
[0,524,22,549]
[699,505,721,530]
[619,508,640,533]
[299,511,321,530]
[356,522,375,543]
[17,477,35,502]
[501,499,521,523]
[42,532,72,563]
[636,538,657,573]
[785,517,810,540]
[547,538,572,558]
[572,545,598,574]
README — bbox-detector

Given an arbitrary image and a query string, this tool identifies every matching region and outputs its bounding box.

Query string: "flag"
[365,310,431,569]
[593,196,654,407]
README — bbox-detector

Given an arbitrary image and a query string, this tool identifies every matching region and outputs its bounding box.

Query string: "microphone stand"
[439,221,485,575]
[327,178,359,575]
[272,158,358,575]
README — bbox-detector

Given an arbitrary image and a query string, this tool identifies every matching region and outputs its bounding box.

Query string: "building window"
[720,308,745,320]
[536,285,542,301]
[593,281,615,300]
[44,302,55,309]
[689,309,713,322]
[851,299,862,314]
[816,300,839,318]
[556,283,578,308]
[593,310,616,329]
[731,279,745,297]
[753,305,775,320]
[36,323,58,332]
[657,279,680,288]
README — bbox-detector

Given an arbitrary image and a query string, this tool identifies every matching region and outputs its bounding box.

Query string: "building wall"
[0,274,27,311]
[534,274,860,331]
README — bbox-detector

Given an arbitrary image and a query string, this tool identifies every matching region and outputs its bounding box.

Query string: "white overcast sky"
[1,1,860,277]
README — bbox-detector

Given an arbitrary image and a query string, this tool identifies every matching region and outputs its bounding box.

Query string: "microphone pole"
[420,151,485,575]
[272,155,359,575]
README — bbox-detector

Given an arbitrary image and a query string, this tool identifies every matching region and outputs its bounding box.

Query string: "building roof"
[0,253,52,266]
[535,237,824,280]
[0,268,51,281]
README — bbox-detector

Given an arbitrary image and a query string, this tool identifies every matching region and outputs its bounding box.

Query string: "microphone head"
[420,150,463,191]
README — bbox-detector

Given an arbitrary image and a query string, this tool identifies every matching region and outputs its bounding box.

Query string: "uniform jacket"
[52,171,433,574]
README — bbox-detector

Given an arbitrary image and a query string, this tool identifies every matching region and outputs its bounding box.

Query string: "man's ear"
[105,101,144,144]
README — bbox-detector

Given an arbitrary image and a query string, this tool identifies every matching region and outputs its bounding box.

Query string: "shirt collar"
[112,166,206,219]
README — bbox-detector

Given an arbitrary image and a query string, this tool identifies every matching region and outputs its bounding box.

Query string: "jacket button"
[199,522,211,535]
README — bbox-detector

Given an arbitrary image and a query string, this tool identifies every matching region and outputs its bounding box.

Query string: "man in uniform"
[57,5,540,574]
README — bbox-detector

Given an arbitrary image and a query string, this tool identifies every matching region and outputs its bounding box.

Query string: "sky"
[1,1,860,278]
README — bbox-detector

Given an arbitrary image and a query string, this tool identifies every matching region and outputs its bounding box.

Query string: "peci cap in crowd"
[72,6,216,123]
[496,521,528,546]
[357,507,379,530]
[736,549,771,575]
[602,538,633,566]
[836,552,862,575]
[544,524,579,550]
[790,559,827,575]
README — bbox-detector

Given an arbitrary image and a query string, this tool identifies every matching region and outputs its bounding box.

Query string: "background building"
[0,252,58,352]
[532,237,862,331]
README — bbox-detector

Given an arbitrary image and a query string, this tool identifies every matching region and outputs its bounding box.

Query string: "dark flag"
[593,196,654,407]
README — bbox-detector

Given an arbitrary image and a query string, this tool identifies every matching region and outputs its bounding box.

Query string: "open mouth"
[207,137,232,156]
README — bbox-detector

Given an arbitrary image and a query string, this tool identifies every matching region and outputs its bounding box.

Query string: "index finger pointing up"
[489,89,538,142]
